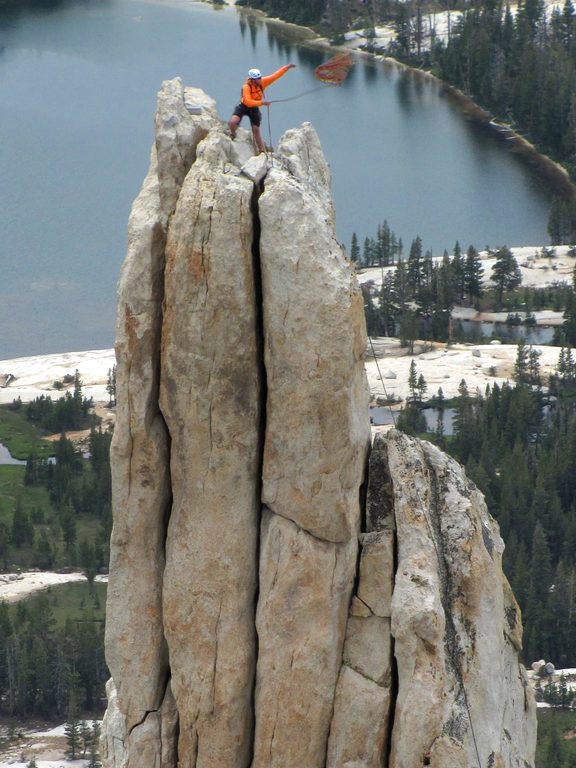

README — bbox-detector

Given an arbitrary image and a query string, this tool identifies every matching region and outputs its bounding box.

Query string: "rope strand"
[265,104,273,162]
[267,83,334,104]
[368,335,397,427]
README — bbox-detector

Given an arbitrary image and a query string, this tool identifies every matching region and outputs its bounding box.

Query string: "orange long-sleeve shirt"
[240,65,291,107]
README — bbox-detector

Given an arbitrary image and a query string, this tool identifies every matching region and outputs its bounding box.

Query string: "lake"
[0,0,558,358]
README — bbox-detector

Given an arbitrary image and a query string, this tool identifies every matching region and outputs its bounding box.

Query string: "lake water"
[0,0,558,359]
[370,405,455,436]
[455,319,556,345]
[370,405,456,435]
[0,442,26,465]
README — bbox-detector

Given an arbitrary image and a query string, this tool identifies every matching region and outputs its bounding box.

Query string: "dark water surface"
[0,0,556,358]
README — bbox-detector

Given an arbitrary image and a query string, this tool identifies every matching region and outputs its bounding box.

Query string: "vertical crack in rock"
[159,127,261,767]
[380,441,399,768]
[247,179,267,767]
[425,455,466,684]
[365,434,395,535]
[326,433,395,768]
[252,122,371,768]
[423,453,480,763]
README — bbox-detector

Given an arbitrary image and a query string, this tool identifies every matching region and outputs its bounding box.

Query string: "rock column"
[252,124,371,768]
[159,133,262,768]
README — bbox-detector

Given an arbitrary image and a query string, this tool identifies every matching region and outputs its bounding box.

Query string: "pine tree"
[394,3,413,58]
[80,719,92,758]
[561,293,576,346]
[452,379,476,463]
[514,339,529,384]
[11,498,34,549]
[362,285,380,337]
[548,197,576,244]
[363,237,374,267]
[560,0,575,45]
[394,259,409,314]
[0,523,11,570]
[65,683,82,759]
[543,715,567,767]
[88,720,102,768]
[417,373,428,401]
[491,246,522,307]
[399,310,418,354]
[525,522,553,661]
[106,366,117,408]
[378,273,397,336]
[528,346,541,387]
[349,233,360,264]
[557,346,568,378]
[435,408,445,439]
[464,244,484,305]
[65,714,82,759]
[451,241,466,302]
[407,236,425,293]
[376,221,397,265]
[408,360,418,401]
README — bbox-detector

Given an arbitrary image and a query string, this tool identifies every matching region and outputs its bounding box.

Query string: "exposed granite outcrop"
[102,78,536,768]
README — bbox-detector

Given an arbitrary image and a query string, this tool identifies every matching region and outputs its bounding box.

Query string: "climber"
[228,64,296,153]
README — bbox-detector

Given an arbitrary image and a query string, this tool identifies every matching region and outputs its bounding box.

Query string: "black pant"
[233,102,262,127]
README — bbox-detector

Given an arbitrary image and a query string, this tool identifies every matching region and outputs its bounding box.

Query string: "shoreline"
[219,0,576,202]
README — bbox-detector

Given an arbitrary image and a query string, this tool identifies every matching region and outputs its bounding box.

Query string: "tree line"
[432,0,576,181]
[2,372,113,575]
[10,369,96,434]
[355,221,576,347]
[3,428,112,577]
[0,591,107,721]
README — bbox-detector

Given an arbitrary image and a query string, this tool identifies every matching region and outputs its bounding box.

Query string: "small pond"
[455,319,556,345]
[0,443,26,465]
[370,406,457,436]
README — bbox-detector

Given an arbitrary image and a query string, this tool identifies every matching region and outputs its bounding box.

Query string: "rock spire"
[101,78,536,768]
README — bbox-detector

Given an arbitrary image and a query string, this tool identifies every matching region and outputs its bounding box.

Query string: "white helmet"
[248,68,261,79]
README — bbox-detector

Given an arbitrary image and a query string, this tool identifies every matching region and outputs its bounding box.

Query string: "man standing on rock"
[229,64,296,153]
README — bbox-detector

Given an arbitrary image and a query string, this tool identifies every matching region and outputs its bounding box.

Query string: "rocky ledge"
[100,78,536,768]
